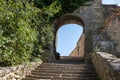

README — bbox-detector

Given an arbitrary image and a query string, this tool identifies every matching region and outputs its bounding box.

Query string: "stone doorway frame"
[53,14,92,60]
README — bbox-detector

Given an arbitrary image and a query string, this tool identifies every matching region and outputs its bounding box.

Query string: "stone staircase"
[22,56,99,80]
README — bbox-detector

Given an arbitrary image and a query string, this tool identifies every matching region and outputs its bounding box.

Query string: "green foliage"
[34,1,61,49]
[54,0,92,18]
[0,0,90,66]
[34,0,91,18]
[0,0,61,66]
[93,46,100,52]
[0,0,40,66]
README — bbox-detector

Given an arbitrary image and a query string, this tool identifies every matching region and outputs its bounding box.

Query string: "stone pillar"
[84,28,93,64]
[49,42,55,61]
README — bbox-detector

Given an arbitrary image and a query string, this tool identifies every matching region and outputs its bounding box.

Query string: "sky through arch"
[56,24,83,56]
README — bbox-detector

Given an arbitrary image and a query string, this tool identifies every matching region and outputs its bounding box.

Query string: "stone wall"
[73,0,120,57]
[0,62,41,80]
[73,0,103,54]
[54,0,119,59]
[91,52,120,80]
[69,34,84,59]
[102,5,120,57]
[105,19,120,56]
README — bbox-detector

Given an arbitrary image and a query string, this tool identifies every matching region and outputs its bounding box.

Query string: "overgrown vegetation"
[54,0,92,18]
[0,0,41,66]
[0,0,90,66]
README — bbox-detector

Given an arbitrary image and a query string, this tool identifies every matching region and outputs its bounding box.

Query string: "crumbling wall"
[0,62,41,80]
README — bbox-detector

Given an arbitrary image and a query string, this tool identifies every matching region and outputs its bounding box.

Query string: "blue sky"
[102,0,116,4]
[102,0,120,6]
[57,24,83,56]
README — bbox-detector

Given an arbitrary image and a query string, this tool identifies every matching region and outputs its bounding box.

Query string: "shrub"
[0,0,39,66]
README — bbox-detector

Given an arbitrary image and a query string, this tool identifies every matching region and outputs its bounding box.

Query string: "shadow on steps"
[52,56,84,64]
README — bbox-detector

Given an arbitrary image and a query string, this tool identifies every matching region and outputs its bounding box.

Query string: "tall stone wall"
[105,18,120,57]
[72,0,120,57]
[102,5,120,57]
[69,34,84,59]
[74,0,102,30]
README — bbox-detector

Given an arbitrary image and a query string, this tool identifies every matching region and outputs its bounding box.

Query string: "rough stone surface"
[97,41,113,50]
[73,0,103,54]
[49,42,55,61]
[41,49,55,62]
[92,34,115,54]
[105,18,120,57]
[22,56,98,80]
[0,62,41,80]
[91,52,120,80]
[93,35,114,54]
[73,0,120,57]
[69,34,85,59]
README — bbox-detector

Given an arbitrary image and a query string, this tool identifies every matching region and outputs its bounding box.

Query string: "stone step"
[39,65,93,68]
[22,77,98,80]
[22,78,51,80]
[31,72,97,77]
[39,63,93,67]
[24,75,98,80]
[39,64,93,67]
[35,68,94,71]
[22,56,98,80]
[33,69,96,72]
[32,70,96,74]
[53,61,84,63]
[34,66,95,70]
[38,66,93,69]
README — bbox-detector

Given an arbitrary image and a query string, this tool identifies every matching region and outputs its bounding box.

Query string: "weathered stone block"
[91,52,120,80]
[0,62,41,80]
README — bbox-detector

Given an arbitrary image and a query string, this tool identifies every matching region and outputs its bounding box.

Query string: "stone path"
[22,56,99,80]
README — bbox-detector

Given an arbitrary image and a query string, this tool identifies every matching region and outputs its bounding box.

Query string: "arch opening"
[56,24,83,57]
[53,14,86,60]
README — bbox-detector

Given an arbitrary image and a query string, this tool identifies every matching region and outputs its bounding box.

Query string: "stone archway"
[54,14,86,59]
